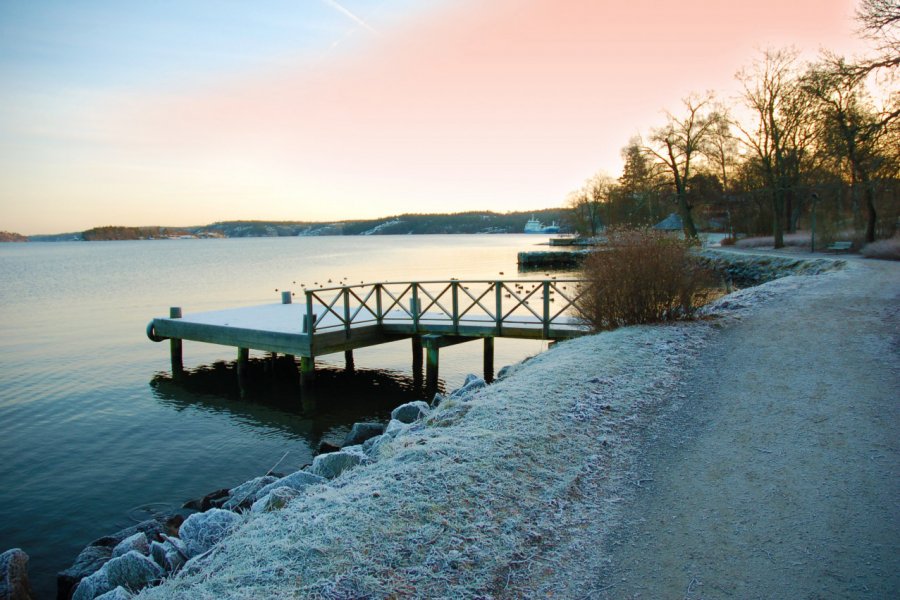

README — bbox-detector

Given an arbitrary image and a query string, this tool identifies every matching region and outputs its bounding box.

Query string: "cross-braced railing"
[303,279,588,338]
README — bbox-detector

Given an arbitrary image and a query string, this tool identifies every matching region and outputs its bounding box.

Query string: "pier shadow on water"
[149,357,439,450]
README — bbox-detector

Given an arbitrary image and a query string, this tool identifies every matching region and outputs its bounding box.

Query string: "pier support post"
[344,350,355,373]
[169,307,183,376]
[483,337,494,383]
[412,336,423,389]
[237,347,250,397]
[300,356,316,389]
[425,343,439,398]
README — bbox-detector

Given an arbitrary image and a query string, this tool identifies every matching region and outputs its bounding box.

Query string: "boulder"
[71,570,109,600]
[103,552,162,593]
[0,548,33,600]
[73,551,161,600]
[111,533,148,559]
[342,422,385,447]
[250,487,301,513]
[449,375,486,400]
[182,488,229,512]
[309,450,368,479]
[390,401,430,424]
[149,536,187,574]
[316,441,341,455]
[253,470,325,501]
[496,364,515,380]
[94,588,132,600]
[364,434,394,460]
[177,509,241,558]
[384,419,408,438]
[222,476,278,511]
[57,545,112,600]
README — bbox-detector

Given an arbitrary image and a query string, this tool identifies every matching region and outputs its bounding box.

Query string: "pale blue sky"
[0,0,872,235]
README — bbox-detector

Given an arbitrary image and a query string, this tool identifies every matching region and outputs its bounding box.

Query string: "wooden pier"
[147,279,588,395]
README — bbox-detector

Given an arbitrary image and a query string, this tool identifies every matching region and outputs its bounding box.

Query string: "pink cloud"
[124,0,868,218]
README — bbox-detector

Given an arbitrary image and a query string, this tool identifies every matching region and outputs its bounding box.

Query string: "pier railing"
[304,279,587,338]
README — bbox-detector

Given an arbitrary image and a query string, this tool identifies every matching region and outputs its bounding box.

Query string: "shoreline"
[32,250,865,599]
[130,252,857,599]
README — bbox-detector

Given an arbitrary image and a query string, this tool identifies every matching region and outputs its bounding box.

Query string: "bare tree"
[736,49,814,247]
[567,173,616,237]
[644,93,720,239]
[855,0,900,74]
[804,54,900,242]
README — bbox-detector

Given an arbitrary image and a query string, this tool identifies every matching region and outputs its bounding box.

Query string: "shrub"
[575,228,714,331]
[720,235,737,246]
[861,237,900,261]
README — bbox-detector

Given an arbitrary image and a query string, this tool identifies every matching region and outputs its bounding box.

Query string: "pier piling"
[169,307,183,375]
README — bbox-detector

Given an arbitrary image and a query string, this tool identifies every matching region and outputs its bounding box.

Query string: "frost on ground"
[138,267,850,600]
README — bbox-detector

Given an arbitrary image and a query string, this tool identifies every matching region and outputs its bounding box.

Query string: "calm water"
[0,234,560,597]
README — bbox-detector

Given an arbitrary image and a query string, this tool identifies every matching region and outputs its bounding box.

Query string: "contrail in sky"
[321,0,379,35]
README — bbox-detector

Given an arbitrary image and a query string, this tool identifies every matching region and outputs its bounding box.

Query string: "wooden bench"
[826,241,852,252]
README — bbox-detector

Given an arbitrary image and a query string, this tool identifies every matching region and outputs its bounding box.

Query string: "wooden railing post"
[342,287,351,338]
[304,291,315,334]
[412,283,420,332]
[542,280,551,338]
[451,280,459,333]
[375,284,383,326]
[495,281,503,335]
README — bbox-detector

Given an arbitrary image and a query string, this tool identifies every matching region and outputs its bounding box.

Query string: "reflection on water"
[150,358,435,451]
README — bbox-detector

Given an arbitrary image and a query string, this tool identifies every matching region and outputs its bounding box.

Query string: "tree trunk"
[677,192,698,240]
[864,183,877,243]
[772,190,785,248]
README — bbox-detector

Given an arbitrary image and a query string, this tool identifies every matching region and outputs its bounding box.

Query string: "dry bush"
[861,237,900,261]
[720,236,737,246]
[575,228,714,331]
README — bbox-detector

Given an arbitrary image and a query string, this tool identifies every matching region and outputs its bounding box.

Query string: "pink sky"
[2,0,873,233]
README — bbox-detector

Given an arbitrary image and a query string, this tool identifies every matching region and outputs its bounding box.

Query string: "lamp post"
[810,193,819,252]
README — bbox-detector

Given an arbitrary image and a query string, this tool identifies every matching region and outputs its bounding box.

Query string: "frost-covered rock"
[364,434,395,460]
[103,552,162,593]
[250,487,301,513]
[449,375,486,400]
[57,545,112,600]
[73,551,162,600]
[343,422,385,446]
[310,450,368,479]
[384,419,408,438]
[222,476,278,511]
[72,568,110,600]
[149,536,187,574]
[253,470,325,500]
[0,548,33,600]
[111,532,149,559]
[94,587,133,600]
[391,401,430,423]
[178,509,242,558]
[496,364,515,380]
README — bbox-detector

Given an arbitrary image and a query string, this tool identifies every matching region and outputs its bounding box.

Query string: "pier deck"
[147,279,589,392]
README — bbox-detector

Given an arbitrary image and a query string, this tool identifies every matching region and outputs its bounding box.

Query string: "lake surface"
[0,234,566,597]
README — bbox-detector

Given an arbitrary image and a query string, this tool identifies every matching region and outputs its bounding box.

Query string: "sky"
[0,0,875,235]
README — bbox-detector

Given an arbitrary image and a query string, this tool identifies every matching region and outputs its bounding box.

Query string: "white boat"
[524,216,560,234]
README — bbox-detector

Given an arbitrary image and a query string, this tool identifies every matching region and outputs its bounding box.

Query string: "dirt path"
[593,259,900,599]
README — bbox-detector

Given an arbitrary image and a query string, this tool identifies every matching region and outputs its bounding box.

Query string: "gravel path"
[589,258,900,599]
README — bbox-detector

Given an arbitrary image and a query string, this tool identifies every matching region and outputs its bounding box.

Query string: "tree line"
[567,0,899,248]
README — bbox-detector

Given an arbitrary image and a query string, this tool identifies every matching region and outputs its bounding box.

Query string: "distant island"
[6,209,571,242]
[0,231,28,242]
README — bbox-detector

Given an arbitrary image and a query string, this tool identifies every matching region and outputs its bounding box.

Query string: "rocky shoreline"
[7,377,491,600]
[0,250,850,600]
